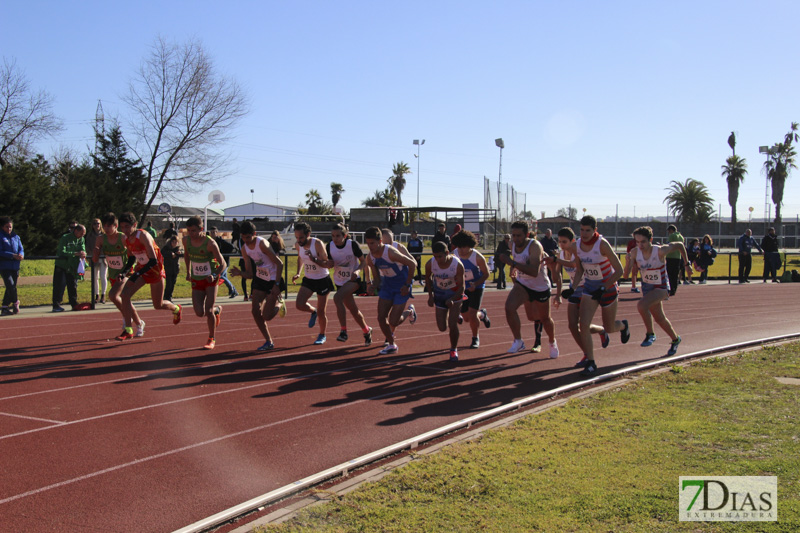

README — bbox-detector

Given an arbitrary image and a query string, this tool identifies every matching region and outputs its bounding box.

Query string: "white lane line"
[0,411,65,424]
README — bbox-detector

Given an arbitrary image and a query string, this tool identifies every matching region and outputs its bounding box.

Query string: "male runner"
[452,230,491,349]
[325,222,372,345]
[183,216,226,349]
[292,222,332,345]
[426,241,464,361]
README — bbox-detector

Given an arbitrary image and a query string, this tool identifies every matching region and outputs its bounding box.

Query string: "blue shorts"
[379,283,411,305]
[583,279,619,307]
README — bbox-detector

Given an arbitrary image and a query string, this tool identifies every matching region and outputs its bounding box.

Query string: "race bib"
[584,264,602,280]
[192,261,211,276]
[435,276,455,290]
[335,267,351,280]
[642,269,662,285]
[107,255,124,269]
[256,265,271,280]
[464,270,475,281]
[306,262,318,272]
[134,251,149,265]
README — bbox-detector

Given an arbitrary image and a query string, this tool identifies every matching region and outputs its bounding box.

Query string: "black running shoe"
[579,360,598,378]
[620,319,630,344]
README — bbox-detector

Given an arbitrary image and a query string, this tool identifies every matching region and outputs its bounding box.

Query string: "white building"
[222,202,299,220]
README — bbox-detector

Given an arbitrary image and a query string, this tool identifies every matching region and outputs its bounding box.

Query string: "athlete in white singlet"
[292,222,333,345]
[426,241,464,361]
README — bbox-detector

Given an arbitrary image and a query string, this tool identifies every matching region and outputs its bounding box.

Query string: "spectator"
[162,222,178,241]
[53,223,86,312]
[231,218,241,249]
[162,235,182,301]
[665,224,684,296]
[432,223,450,252]
[268,230,286,255]
[0,216,24,315]
[540,228,558,256]
[761,227,780,283]
[144,220,158,240]
[685,238,699,284]
[407,230,424,281]
[695,235,716,284]
[85,218,108,303]
[736,228,762,283]
[493,234,511,289]
[209,226,238,298]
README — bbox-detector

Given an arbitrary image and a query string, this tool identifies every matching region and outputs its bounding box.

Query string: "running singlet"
[101,233,128,278]
[560,248,584,289]
[513,240,550,292]
[186,235,219,280]
[327,238,362,286]
[372,244,408,289]
[635,245,669,292]
[126,230,164,275]
[297,237,330,280]
[431,256,462,296]
[459,250,484,291]
[576,235,613,283]
[245,236,278,281]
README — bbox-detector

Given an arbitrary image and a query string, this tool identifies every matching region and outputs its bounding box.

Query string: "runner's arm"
[600,239,623,288]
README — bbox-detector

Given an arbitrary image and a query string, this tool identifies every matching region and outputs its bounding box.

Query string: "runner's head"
[100,212,118,235]
[118,212,138,236]
[451,229,477,251]
[364,226,382,254]
[557,227,575,249]
[633,226,653,250]
[331,222,348,246]
[185,216,204,239]
[381,228,394,245]
[294,221,311,246]
[431,241,450,266]
[510,221,529,245]
[578,215,596,241]
[239,221,257,245]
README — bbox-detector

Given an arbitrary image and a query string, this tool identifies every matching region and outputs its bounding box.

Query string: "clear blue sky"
[4,1,799,224]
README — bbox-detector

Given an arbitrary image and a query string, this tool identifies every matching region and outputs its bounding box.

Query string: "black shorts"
[521,285,551,303]
[461,288,484,312]
[302,276,334,295]
[251,277,275,293]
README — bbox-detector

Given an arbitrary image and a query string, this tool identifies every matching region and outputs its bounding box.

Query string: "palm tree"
[304,188,324,215]
[664,178,715,223]
[721,155,747,224]
[330,182,345,209]
[388,162,411,206]
[763,122,799,225]
[361,187,396,208]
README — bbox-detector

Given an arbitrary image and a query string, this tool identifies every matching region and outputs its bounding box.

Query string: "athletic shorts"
[251,277,276,293]
[642,283,668,296]
[140,266,165,285]
[335,279,360,292]
[567,286,584,306]
[302,276,334,295]
[191,276,224,291]
[379,283,411,306]
[461,288,484,312]
[520,285,551,303]
[583,279,619,307]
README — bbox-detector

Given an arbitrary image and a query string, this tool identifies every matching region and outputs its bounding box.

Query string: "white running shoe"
[135,320,146,337]
[549,341,559,359]
[507,339,526,353]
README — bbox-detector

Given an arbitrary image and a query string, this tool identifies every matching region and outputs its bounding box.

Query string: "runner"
[569,215,630,377]
[365,226,417,355]
[183,216,226,350]
[548,227,609,367]
[496,220,558,358]
[291,222,332,345]
[381,228,415,260]
[229,221,285,351]
[426,241,464,361]
[324,222,373,346]
[116,212,181,340]
[631,226,692,357]
[452,230,491,349]
[92,212,143,338]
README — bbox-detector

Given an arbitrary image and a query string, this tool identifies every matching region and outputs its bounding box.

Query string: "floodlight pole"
[495,138,504,220]
[759,145,771,233]
[413,139,425,210]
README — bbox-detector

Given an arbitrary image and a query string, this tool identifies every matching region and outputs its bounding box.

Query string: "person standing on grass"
[162,235,181,302]
[736,228,762,283]
[116,212,181,341]
[325,222,373,346]
[426,241,464,362]
[665,225,684,296]
[365,226,417,355]
[0,216,24,316]
[694,235,716,284]
[183,216,226,350]
[452,229,491,349]
[85,218,107,304]
[52,223,86,312]
[493,234,511,290]
[622,236,640,293]
[144,221,158,240]
[229,221,286,351]
[292,221,333,345]
[631,226,691,357]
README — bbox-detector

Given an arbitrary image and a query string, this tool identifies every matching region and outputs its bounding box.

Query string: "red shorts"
[191,277,223,291]
[141,267,166,285]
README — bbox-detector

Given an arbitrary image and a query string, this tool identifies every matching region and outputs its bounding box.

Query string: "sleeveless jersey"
[458,249,485,291]
[327,238,362,286]
[431,256,462,297]
[513,240,550,292]
[101,233,128,278]
[186,235,219,280]
[371,244,408,289]
[576,235,613,283]
[560,248,584,288]
[244,236,278,281]
[126,230,163,275]
[297,237,329,280]
[635,245,669,292]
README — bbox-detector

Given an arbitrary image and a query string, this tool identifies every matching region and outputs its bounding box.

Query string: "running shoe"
[579,360,599,378]
[449,349,459,362]
[641,333,656,347]
[308,310,317,328]
[549,341,559,359]
[229,288,238,299]
[532,336,542,353]
[458,314,464,325]
[203,337,216,350]
[408,304,417,325]
[313,334,326,345]
[480,308,491,328]
[666,336,682,357]
[363,327,373,346]
[135,320,146,338]
[631,287,641,293]
[1,307,12,316]
[699,280,707,284]
[379,344,398,355]
[620,319,630,344]
[243,294,249,302]
[337,330,348,342]
[12,300,20,314]
[470,337,480,349]
[116,328,134,341]
[600,331,610,349]
[257,340,275,351]
[173,304,182,325]
[279,298,287,318]
[507,339,526,353]
[214,305,222,328]
[574,354,589,368]
[52,305,65,313]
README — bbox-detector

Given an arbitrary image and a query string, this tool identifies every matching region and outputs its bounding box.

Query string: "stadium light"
[413,139,425,209]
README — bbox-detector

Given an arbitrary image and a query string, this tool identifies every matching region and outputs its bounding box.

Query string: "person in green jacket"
[53,224,86,312]
[665,225,684,296]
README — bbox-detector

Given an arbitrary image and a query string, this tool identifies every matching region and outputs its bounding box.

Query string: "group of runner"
[91,213,690,377]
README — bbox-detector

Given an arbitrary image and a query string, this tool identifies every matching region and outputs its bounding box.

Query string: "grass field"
[261,343,800,532]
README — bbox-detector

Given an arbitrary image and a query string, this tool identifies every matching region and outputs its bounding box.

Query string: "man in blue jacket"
[0,216,24,315]
[736,228,763,283]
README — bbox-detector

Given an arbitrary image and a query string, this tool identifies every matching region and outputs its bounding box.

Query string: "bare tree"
[0,58,63,167]
[123,37,249,221]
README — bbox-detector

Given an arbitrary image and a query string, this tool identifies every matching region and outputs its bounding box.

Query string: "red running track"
[1,283,798,532]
